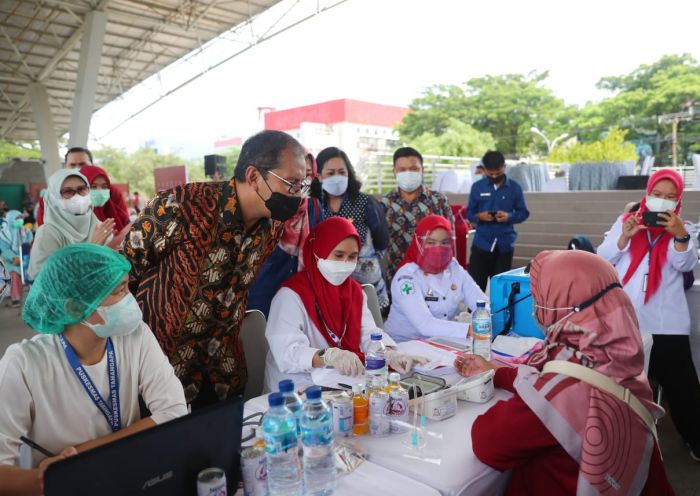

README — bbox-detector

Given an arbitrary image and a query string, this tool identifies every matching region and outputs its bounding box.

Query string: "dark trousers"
[649,334,700,448]
[468,245,514,292]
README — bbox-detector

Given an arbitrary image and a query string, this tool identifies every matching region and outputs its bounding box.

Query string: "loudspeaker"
[204,154,226,177]
[616,175,649,190]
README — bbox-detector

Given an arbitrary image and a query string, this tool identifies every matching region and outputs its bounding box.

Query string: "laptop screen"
[45,397,243,496]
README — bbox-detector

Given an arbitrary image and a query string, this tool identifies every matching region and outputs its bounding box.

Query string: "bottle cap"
[370,333,383,341]
[268,392,284,407]
[278,379,294,393]
[389,372,400,383]
[476,300,486,308]
[352,383,364,394]
[305,385,322,400]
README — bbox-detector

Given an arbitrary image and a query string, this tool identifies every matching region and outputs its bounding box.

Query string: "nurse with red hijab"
[598,168,700,462]
[263,217,427,391]
[384,214,486,343]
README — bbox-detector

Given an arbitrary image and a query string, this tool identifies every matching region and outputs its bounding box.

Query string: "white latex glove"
[323,348,364,377]
[385,350,430,374]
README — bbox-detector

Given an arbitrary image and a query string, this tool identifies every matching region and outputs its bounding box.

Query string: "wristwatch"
[674,233,692,243]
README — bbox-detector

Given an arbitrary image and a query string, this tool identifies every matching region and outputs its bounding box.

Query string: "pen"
[20,436,56,458]
[337,383,352,390]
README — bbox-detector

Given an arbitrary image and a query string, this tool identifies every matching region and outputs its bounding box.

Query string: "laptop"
[45,397,244,496]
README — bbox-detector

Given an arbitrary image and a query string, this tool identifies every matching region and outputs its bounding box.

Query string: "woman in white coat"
[597,168,700,461]
[384,215,487,343]
[264,217,427,391]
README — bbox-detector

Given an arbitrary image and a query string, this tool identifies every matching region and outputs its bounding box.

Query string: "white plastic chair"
[362,284,384,329]
[640,156,654,176]
[693,154,700,190]
[240,309,268,400]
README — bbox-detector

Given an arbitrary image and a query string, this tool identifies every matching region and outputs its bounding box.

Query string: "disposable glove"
[323,348,364,377]
[385,350,430,374]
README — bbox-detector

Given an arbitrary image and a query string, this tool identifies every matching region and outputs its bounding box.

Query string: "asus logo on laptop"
[142,470,174,490]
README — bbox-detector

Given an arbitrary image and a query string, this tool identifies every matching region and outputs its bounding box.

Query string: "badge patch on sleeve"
[400,281,415,295]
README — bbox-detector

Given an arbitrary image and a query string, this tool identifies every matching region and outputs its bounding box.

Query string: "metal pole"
[672,118,679,168]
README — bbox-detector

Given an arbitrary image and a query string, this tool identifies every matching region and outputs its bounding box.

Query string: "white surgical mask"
[316,257,357,286]
[645,195,677,213]
[396,171,422,192]
[321,175,349,197]
[83,293,143,338]
[61,194,92,215]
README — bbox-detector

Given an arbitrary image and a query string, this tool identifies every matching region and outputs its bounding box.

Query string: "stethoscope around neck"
[305,270,348,349]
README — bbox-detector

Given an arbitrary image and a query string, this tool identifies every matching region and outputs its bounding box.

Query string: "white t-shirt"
[0,322,187,467]
[597,215,699,335]
[264,287,396,392]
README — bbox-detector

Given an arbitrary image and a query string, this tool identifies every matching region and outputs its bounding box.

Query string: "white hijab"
[44,169,99,244]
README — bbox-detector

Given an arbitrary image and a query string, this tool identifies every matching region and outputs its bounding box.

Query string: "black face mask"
[257,177,302,222]
[488,174,505,185]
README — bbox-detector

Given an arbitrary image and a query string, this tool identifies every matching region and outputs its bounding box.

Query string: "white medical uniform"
[597,215,698,334]
[384,259,487,342]
[264,287,396,392]
[0,322,187,468]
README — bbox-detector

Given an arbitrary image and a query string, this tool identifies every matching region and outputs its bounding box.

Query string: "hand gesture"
[454,354,495,378]
[91,218,116,245]
[657,211,688,238]
[621,216,645,240]
[495,211,510,223]
[477,212,495,222]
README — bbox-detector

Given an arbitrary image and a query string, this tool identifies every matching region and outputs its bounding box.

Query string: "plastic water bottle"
[263,393,302,496]
[387,372,409,434]
[279,379,303,435]
[472,300,492,360]
[300,386,337,496]
[365,333,388,393]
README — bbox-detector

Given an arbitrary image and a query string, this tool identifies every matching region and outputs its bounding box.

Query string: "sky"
[88,0,700,159]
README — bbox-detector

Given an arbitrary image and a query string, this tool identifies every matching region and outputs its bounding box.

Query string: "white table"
[244,390,511,496]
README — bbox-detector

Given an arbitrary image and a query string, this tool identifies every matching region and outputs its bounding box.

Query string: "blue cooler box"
[489,267,544,339]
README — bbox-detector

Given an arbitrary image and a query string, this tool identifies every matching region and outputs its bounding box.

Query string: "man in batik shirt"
[381,147,454,284]
[123,131,308,408]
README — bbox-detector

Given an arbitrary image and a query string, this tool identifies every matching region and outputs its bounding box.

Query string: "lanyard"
[59,334,122,432]
[646,231,664,251]
[314,300,348,348]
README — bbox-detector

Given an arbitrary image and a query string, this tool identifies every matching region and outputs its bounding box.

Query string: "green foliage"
[548,127,637,163]
[398,72,572,156]
[409,119,495,157]
[92,146,212,197]
[0,141,41,164]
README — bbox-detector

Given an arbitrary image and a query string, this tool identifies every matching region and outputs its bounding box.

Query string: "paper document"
[311,367,364,389]
[396,340,463,376]
[492,335,543,357]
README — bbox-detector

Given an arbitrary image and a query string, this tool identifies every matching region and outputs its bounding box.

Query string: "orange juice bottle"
[352,384,369,436]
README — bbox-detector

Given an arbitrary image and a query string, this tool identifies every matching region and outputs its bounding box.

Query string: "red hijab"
[396,214,453,271]
[515,251,662,494]
[282,217,365,358]
[80,165,130,233]
[621,168,684,303]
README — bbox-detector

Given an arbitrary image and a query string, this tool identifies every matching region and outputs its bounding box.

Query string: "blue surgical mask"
[83,293,143,338]
[11,218,23,228]
[321,175,349,197]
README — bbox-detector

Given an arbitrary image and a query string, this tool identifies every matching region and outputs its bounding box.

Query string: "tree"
[571,54,700,162]
[409,118,495,157]
[548,127,637,163]
[0,141,41,164]
[398,72,572,156]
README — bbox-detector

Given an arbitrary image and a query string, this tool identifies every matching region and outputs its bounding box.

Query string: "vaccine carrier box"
[489,267,544,339]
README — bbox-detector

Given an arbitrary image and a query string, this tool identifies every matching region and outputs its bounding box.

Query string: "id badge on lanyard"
[59,334,122,432]
[643,231,663,293]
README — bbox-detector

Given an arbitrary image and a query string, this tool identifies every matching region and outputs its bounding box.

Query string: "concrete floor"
[0,300,698,493]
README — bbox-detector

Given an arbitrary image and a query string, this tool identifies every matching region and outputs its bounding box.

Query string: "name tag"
[480,192,491,197]
[643,274,648,292]
[425,296,439,302]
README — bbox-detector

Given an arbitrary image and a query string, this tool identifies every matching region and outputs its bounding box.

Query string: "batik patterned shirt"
[380,187,454,282]
[123,179,282,402]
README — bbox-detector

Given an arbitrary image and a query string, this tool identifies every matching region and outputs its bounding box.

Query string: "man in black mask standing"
[123,130,308,408]
[465,150,529,291]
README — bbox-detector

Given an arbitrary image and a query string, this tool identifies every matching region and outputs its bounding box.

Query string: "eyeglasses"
[59,185,89,199]
[266,170,311,197]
